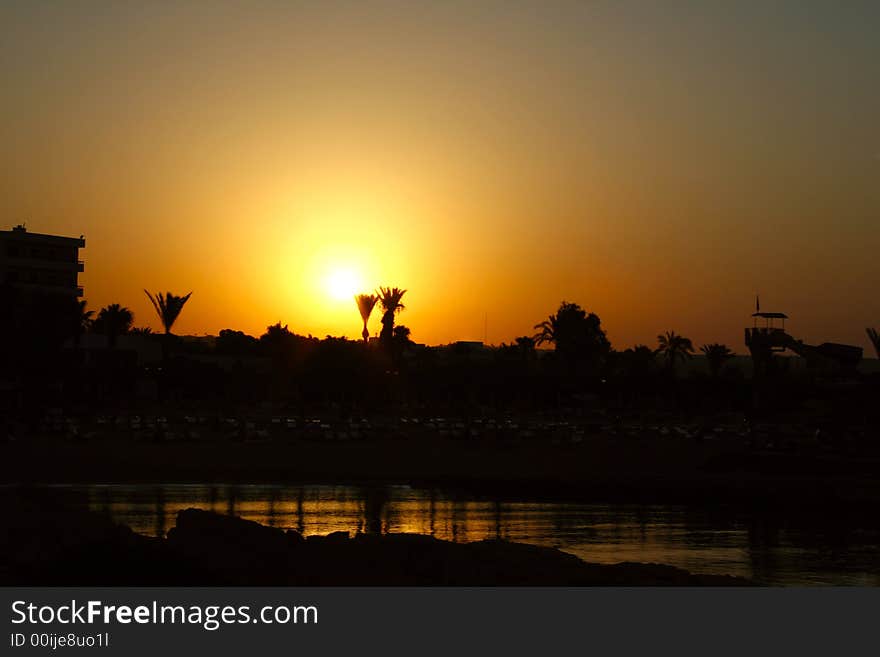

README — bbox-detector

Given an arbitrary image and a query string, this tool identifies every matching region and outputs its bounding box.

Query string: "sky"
[2,1,878,351]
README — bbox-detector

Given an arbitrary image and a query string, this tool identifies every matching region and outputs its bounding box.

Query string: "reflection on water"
[61,483,880,586]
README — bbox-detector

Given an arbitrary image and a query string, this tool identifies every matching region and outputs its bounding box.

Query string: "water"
[55,483,880,586]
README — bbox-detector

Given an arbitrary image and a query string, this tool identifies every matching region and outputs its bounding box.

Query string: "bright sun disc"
[325,268,361,301]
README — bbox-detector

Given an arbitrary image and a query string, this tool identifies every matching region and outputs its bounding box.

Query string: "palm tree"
[376,286,406,344]
[73,300,94,346]
[533,316,558,347]
[656,330,694,375]
[92,303,134,348]
[533,301,610,367]
[867,328,880,359]
[701,343,734,377]
[354,293,379,342]
[144,290,192,335]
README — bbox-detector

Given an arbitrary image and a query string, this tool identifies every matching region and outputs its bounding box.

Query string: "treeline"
[2,288,874,425]
[65,300,754,415]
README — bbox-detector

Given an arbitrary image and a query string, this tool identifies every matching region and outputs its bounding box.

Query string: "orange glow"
[2,3,877,351]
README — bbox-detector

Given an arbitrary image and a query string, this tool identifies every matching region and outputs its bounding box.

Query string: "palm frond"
[145,289,192,334]
[355,293,379,321]
[377,286,407,314]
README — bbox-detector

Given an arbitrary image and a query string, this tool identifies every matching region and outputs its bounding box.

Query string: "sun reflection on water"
[63,483,880,587]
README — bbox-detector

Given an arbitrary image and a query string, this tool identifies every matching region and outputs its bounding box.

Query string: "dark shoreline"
[2,488,751,586]
[5,436,879,585]
[4,434,880,512]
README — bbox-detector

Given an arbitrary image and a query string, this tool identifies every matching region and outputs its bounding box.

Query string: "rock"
[168,508,291,553]
[165,508,302,583]
[2,492,752,586]
[306,530,350,545]
[285,529,305,543]
[1,488,201,585]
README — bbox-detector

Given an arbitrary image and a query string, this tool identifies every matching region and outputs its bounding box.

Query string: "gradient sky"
[2,1,878,351]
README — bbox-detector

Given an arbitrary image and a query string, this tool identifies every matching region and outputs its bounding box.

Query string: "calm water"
[56,483,880,586]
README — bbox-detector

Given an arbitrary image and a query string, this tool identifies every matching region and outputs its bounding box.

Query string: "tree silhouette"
[260,322,296,354]
[498,336,537,362]
[701,343,734,377]
[259,322,302,370]
[260,322,294,342]
[616,345,658,377]
[92,304,133,348]
[515,335,536,354]
[144,290,192,335]
[533,301,610,370]
[73,300,94,346]
[216,328,258,356]
[867,328,880,359]
[656,331,694,375]
[377,287,406,345]
[355,293,379,342]
[393,324,412,345]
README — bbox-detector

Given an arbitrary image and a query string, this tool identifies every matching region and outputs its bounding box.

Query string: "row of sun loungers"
[9,412,873,450]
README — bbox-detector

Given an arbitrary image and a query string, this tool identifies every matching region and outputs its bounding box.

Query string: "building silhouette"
[0,224,85,297]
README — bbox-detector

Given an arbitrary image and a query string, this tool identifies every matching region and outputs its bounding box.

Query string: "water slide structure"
[745,309,863,377]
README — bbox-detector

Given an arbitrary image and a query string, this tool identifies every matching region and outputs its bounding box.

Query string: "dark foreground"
[2,489,748,586]
[4,431,880,508]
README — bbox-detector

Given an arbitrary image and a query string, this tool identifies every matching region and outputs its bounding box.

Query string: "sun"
[324,267,362,301]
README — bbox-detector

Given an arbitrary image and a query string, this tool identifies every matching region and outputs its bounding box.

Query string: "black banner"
[2,588,877,655]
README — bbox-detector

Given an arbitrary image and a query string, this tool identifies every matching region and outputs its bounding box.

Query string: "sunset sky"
[2,1,878,351]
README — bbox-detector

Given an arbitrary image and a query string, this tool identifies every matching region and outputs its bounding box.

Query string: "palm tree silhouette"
[533,315,559,347]
[533,301,610,368]
[377,286,406,344]
[354,293,379,342]
[74,300,94,346]
[700,343,734,377]
[144,290,192,335]
[93,303,134,348]
[656,330,694,375]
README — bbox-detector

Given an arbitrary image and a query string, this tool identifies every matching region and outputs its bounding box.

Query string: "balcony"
[5,254,84,271]
[6,280,84,297]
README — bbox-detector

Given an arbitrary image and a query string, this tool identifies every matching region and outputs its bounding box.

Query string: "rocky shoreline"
[3,489,749,586]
